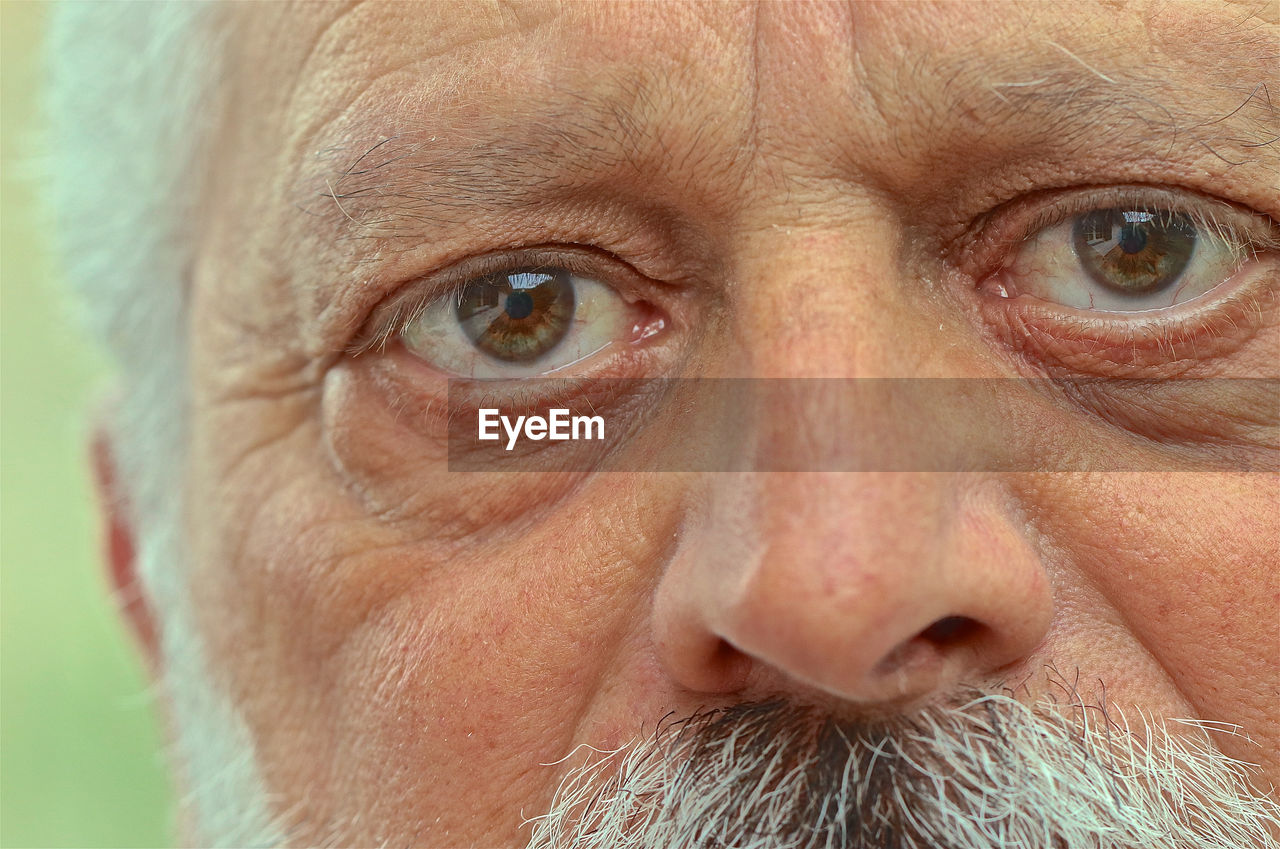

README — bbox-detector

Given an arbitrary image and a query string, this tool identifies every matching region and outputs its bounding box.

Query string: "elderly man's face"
[141,0,1278,845]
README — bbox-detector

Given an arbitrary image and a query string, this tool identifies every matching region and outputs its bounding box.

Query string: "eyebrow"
[960,45,1278,168]
[300,66,714,241]
[315,107,644,232]
[296,19,1278,248]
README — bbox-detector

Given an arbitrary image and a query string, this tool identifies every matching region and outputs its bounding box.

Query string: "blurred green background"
[1,2,175,846]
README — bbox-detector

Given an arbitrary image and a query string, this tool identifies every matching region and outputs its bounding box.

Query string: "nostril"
[872,616,984,682]
[919,615,980,645]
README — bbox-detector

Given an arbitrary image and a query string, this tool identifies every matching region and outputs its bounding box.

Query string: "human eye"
[969,187,1279,373]
[987,193,1272,312]
[405,266,622,379]
[367,249,669,380]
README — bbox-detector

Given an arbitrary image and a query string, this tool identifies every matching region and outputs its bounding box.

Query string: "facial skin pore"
[146,1,1280,845]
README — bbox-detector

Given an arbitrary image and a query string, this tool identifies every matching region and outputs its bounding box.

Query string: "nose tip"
[651,474,1054,707]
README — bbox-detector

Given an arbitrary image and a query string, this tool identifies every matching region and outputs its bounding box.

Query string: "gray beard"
[525,684,1280,849]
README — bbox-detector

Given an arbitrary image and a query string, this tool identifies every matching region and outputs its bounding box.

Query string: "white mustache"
[526,687,1280,849]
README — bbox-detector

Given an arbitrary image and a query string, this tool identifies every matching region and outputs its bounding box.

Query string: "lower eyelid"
[981,266,1279,377]
[997,218,1241,311]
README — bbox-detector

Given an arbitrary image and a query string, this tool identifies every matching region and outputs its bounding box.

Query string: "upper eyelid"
[958,185,1280,276]
[970,190,1280,375]
[347,244,648,357]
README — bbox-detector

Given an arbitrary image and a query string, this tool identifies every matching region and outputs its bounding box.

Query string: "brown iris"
[1073,209,1196,295]
[456,269,575,362]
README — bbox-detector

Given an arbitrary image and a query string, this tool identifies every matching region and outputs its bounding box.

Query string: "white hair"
[527,692,1280,849]
[45,3,284,845]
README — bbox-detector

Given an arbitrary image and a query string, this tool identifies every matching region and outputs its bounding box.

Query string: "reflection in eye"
[456,270,575,362]
[999,205,1253,313]
[1073,209,1195,295]
[401,267,629,378]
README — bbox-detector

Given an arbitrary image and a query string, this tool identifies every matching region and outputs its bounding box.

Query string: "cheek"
[1020,472,1280,770]
[319,357,591,540]
[190,367,687,845]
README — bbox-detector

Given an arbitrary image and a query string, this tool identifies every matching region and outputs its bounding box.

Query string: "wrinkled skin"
[109,1,1279,846]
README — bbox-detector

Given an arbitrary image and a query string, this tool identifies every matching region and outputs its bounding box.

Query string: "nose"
[652,471,1054,704]
[650,222,1053,706]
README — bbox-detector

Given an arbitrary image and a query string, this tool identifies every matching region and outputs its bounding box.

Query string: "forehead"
[208,0,1276,353]
[234,0,1276,122]
[230,0,1276,211]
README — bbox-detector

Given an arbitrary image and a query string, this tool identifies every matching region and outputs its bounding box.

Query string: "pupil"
[505,291,534,320]
[1072,208,1195,296]
[1118,225,1147,254]
[454,268,576,363]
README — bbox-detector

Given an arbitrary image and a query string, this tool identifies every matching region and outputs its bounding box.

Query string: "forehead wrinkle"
[282,0,753,227]
[261,3,756,352]
[275,2,1276,286]
[215,0,569,329]
[295,62,752,248]
[274,1,564,181]
[827,6,1279,197]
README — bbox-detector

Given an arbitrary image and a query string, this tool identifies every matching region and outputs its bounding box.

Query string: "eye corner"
[346,285,438,359]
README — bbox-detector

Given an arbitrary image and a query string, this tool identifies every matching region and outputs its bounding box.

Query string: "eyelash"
[348,244,657,357]
[966,186,1279,372]
[964,184,1280,278]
